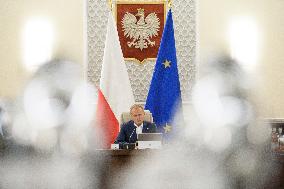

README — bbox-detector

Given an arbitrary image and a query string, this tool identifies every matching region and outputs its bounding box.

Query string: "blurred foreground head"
[11,59,97,155]
[189,54,269,148]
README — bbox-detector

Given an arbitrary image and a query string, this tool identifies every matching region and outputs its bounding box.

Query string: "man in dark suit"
[115,104,156,144]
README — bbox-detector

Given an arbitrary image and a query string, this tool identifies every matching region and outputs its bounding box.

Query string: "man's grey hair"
[130,104,144,114]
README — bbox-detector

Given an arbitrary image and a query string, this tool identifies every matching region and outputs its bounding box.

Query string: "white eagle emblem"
[121,8,160,51]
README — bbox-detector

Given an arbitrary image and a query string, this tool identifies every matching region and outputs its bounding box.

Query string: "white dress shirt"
[134,122,143,135]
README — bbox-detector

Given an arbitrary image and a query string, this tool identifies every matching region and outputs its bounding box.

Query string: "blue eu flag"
[145,9,182,139]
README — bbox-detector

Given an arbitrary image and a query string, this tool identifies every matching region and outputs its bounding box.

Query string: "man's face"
[130,107,145,126]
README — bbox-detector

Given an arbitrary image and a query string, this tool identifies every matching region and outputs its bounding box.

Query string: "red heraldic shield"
[116,3,165,63]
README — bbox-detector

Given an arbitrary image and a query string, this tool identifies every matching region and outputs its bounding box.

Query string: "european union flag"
[145,9,182,139]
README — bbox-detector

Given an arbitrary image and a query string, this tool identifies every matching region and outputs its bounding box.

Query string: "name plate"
[137,141,162,149]
[111,144,119,150]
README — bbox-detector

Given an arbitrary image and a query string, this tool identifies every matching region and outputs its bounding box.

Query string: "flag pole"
[168,0,172,9]
[108,0,113,11]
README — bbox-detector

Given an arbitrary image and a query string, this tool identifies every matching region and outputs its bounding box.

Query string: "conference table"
[90,149,159,189]
[1,142,284,189]
[88,149,284,189]
[269,152,284,189]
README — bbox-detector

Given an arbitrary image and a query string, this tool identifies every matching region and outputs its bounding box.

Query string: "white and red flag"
[96,12,135,148]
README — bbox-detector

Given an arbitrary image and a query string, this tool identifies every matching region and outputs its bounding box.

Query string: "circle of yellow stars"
[162,60,171,68]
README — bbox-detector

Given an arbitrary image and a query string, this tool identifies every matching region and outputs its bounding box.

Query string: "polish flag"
[96,12,135,148]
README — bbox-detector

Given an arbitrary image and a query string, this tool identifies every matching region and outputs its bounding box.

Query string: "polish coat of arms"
[121,8,160,51]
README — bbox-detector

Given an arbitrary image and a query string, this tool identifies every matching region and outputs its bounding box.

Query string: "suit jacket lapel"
[129,121,137,142]
[142,121,149,133]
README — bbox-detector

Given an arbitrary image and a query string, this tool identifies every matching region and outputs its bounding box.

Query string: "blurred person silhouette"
[115,104,157,145]
[0,59,99,189]
[9,59,97,155]
[189,54,272,189]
